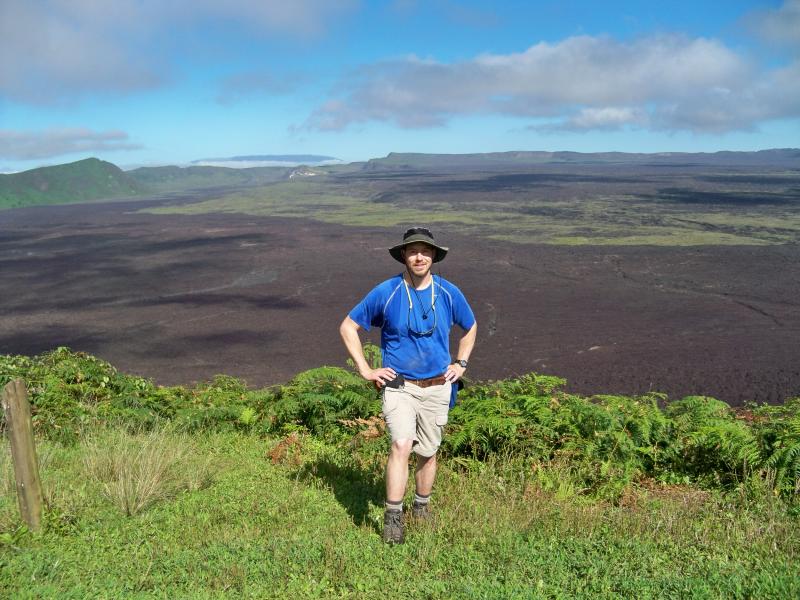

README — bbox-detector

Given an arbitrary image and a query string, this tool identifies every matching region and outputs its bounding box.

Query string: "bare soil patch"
[1,197,799,405]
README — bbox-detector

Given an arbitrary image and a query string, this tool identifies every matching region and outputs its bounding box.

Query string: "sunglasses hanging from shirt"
[403,275,437,336]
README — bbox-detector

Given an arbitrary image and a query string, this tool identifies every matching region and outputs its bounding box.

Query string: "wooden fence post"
[1,379,43,531]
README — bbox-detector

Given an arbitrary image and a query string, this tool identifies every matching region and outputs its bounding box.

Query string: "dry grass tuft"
[83,426,215,516]
[0,444,14,498]
[268,432,303,466]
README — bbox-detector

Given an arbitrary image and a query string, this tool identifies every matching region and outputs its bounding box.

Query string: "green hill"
[0,158,142,209]
[127,164,289,192]
[0,159,297,209]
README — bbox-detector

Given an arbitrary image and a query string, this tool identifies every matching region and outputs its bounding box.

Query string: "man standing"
[340,227,477,544]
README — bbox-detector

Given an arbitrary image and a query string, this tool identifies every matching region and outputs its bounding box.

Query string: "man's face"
[402,242,435,278]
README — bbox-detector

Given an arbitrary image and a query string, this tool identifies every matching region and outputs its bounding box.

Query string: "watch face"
[456,360,468,368]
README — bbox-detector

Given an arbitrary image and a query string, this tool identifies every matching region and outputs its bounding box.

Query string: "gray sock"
[385,500,403,512]
[413,493,430,506]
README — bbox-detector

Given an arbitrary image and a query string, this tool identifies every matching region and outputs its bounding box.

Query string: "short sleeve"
[348,286,386,331]
[449,285,475,331]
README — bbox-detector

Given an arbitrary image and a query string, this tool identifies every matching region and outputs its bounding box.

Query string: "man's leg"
[386,439,414,501]
[415,453,437,496]
[412,453,436,519]
[411,382,450,520]
[384,438,413,544]
[382,385,422,543]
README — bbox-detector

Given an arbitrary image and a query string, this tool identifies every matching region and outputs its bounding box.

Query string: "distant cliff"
[364,149,800,171]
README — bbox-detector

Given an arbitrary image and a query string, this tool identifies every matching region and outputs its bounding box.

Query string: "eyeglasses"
[403,275,437,336]
[408,300,436,336]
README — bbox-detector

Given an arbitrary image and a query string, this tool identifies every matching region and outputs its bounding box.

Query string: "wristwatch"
[454,359,468,368]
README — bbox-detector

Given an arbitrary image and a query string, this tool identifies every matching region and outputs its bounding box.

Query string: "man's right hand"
[361,367,397,387]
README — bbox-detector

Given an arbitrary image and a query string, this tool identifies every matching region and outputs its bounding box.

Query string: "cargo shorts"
[382,380,452,457]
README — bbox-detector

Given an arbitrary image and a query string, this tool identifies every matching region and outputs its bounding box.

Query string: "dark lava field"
[1,195,799,406]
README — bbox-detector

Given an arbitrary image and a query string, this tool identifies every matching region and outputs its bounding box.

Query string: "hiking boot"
[411,501,431,521]
[383,509,404,544]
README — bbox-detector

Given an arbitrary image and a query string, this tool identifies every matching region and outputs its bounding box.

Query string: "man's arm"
[444,321,477,383]
[339,316,397,386]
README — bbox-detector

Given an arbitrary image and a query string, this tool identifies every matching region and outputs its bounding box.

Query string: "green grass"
[1,430,798,598]
[2,349,800,596]
[0,158,141,209]
[143,178,800,246]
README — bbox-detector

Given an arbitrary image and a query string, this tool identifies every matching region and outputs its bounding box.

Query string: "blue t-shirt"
[349,274,475,379]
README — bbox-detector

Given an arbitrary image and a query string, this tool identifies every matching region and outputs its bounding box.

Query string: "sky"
[1,0,799,172]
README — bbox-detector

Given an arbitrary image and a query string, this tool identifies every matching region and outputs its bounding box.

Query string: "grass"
[2,429,799,598]
[82,426,217,516]
[0,158,141,209]
[142,177,800,246]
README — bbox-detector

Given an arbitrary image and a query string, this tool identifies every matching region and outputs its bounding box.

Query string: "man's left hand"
[444,362,465,383]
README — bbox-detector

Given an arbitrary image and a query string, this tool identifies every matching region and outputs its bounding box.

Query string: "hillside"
[126,164,290,192]
[365,148,800,171]
[0,160,298,209]
[3,149,799,211]
[0,158,142,209]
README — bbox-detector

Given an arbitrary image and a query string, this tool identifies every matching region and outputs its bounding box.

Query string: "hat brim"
[389,237,448,263]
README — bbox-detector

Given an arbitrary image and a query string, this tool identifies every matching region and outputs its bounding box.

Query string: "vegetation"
[126,164,290,193]
[2,349,799,597]
[4,152,798,246]
[0,158,291,210]
[2,348,799,500]
[0,158,141,209]
[146,169,800,246]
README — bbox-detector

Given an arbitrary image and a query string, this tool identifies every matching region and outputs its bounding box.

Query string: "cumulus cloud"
[305,34,800,134]
[0,128,142,160]
[536,107,650,133]
[0,0,356,104]
[745,0,800,48]
[0,0,162,104]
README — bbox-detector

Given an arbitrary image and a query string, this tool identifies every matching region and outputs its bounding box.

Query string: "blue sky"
[1,1,799,172]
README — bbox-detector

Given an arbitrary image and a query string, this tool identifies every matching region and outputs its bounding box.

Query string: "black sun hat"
[389,227,449,263]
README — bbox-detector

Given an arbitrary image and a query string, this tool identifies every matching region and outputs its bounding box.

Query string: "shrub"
[264,366,380,436]
[3,347,800,504]
[665,396,761,487]
[445,375,672,498]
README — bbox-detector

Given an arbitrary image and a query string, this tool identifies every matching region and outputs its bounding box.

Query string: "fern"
[765,416,800,494]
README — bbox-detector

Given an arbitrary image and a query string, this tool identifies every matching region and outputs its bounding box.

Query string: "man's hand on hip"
[444,363,465,383]
[361,367,397,386]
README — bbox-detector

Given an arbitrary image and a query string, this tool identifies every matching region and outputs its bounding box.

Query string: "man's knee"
[416,452,437,468]
[390,439,414,457]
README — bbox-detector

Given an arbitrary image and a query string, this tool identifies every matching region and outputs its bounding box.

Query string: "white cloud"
[745,0,800,48]
[0,128,142,160]
[0,1,161,104]
[537,107,650,132]
[0,0,356,104]
[306,34,799,134]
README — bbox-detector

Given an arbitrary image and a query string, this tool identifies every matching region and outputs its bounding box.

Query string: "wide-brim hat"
[389,227,448,263]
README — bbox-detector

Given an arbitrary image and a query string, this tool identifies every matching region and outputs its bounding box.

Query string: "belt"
[405,375,447,388]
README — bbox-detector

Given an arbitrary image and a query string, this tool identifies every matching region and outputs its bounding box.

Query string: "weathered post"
[1,379,43,531]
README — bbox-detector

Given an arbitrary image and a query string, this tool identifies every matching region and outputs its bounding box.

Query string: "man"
[340,227,477,544]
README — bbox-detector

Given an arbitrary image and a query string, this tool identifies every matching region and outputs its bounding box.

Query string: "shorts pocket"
[435,413,448,427]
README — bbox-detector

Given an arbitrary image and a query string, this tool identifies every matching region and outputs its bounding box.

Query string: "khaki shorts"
[382,381,452,457]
